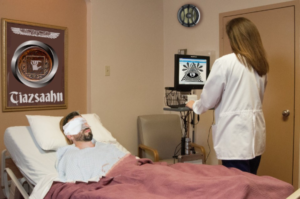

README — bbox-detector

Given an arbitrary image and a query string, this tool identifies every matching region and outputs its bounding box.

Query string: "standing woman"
[186,17,268,174]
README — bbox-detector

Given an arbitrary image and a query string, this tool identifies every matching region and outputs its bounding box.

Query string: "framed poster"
[1,19,67,112]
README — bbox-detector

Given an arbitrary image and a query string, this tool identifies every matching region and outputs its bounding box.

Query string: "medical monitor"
[174,54,210,91]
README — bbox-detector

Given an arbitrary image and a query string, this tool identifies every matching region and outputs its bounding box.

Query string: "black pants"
[222,156,261,175]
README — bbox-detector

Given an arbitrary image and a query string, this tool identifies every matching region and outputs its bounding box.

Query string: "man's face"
[69,116,93,142]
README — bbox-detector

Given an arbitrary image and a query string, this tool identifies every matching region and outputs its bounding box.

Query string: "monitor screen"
[174,54,210,91]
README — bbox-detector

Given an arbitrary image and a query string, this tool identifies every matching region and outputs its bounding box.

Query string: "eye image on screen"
[179,58,207,85]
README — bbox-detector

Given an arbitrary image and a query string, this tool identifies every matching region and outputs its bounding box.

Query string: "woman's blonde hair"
[226,17,269,76]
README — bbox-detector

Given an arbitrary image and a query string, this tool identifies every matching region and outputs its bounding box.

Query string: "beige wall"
[0,0,87,156]
[87,0,164,155]
[163,0,292,165]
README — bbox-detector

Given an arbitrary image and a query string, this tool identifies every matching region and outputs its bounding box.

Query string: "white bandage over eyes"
[63,117,88,135]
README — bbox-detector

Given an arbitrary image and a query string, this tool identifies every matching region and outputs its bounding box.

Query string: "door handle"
[282,110,290,117]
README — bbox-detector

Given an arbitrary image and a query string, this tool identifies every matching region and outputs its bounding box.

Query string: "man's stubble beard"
[73,128,93,142]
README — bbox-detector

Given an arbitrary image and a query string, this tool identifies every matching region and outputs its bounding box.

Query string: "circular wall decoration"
[11,40,58,88]
[177,4,201,27]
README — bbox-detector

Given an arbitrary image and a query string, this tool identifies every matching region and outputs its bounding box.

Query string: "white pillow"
[81,114,129,154]
[26,115,65,151]
[81,114,116,143]
[26,113,117,151]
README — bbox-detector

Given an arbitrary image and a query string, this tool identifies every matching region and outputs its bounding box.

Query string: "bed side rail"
[2,149,32,198]
[5,168,29,199]
[1,149,11,197]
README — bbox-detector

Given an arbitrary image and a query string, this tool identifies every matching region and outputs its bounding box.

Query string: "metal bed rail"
[1,149,31,199]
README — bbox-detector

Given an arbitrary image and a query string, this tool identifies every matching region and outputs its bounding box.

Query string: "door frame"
[219,0,300,188]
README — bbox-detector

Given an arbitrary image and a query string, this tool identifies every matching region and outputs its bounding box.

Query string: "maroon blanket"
[44,155,294,199]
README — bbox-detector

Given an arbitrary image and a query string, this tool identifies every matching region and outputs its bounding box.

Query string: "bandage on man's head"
[63,117,90,136]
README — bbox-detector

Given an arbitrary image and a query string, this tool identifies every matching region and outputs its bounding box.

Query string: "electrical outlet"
[178,49,187,55]
[105,66,110,76]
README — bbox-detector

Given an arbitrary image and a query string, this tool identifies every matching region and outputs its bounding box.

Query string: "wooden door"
[220,5,295,184]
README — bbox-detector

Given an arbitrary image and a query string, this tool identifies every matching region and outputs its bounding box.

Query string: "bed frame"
[1,150,31,199]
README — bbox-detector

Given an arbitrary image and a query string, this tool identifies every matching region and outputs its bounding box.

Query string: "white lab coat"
[193,53,267,160]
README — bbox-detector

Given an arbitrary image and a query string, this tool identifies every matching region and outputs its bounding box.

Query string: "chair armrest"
[5,168,29,199]
[191,143,206,164]
[138,144,160,162]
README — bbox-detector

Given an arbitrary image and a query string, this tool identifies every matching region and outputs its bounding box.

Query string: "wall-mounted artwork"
[1,19,67,112]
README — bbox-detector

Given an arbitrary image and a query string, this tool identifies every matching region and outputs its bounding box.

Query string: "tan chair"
[138,114,206,164]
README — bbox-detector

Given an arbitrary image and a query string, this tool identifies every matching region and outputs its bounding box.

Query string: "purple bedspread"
[44,155,294,199]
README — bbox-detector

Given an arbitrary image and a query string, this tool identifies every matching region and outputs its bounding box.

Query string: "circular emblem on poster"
[11,40,58,88]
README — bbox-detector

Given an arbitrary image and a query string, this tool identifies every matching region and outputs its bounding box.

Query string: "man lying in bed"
[56,111,126,182]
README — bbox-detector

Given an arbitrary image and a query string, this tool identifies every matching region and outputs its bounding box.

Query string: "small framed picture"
[1,18,68,112]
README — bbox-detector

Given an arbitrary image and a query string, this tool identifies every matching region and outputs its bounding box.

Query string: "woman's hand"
[186,100,195,109]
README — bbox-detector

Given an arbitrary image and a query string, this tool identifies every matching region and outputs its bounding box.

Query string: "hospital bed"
[1,114,129,199]
[0,114,298,199]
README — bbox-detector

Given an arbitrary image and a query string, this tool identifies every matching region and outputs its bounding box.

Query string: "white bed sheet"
[4,126,57,185]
